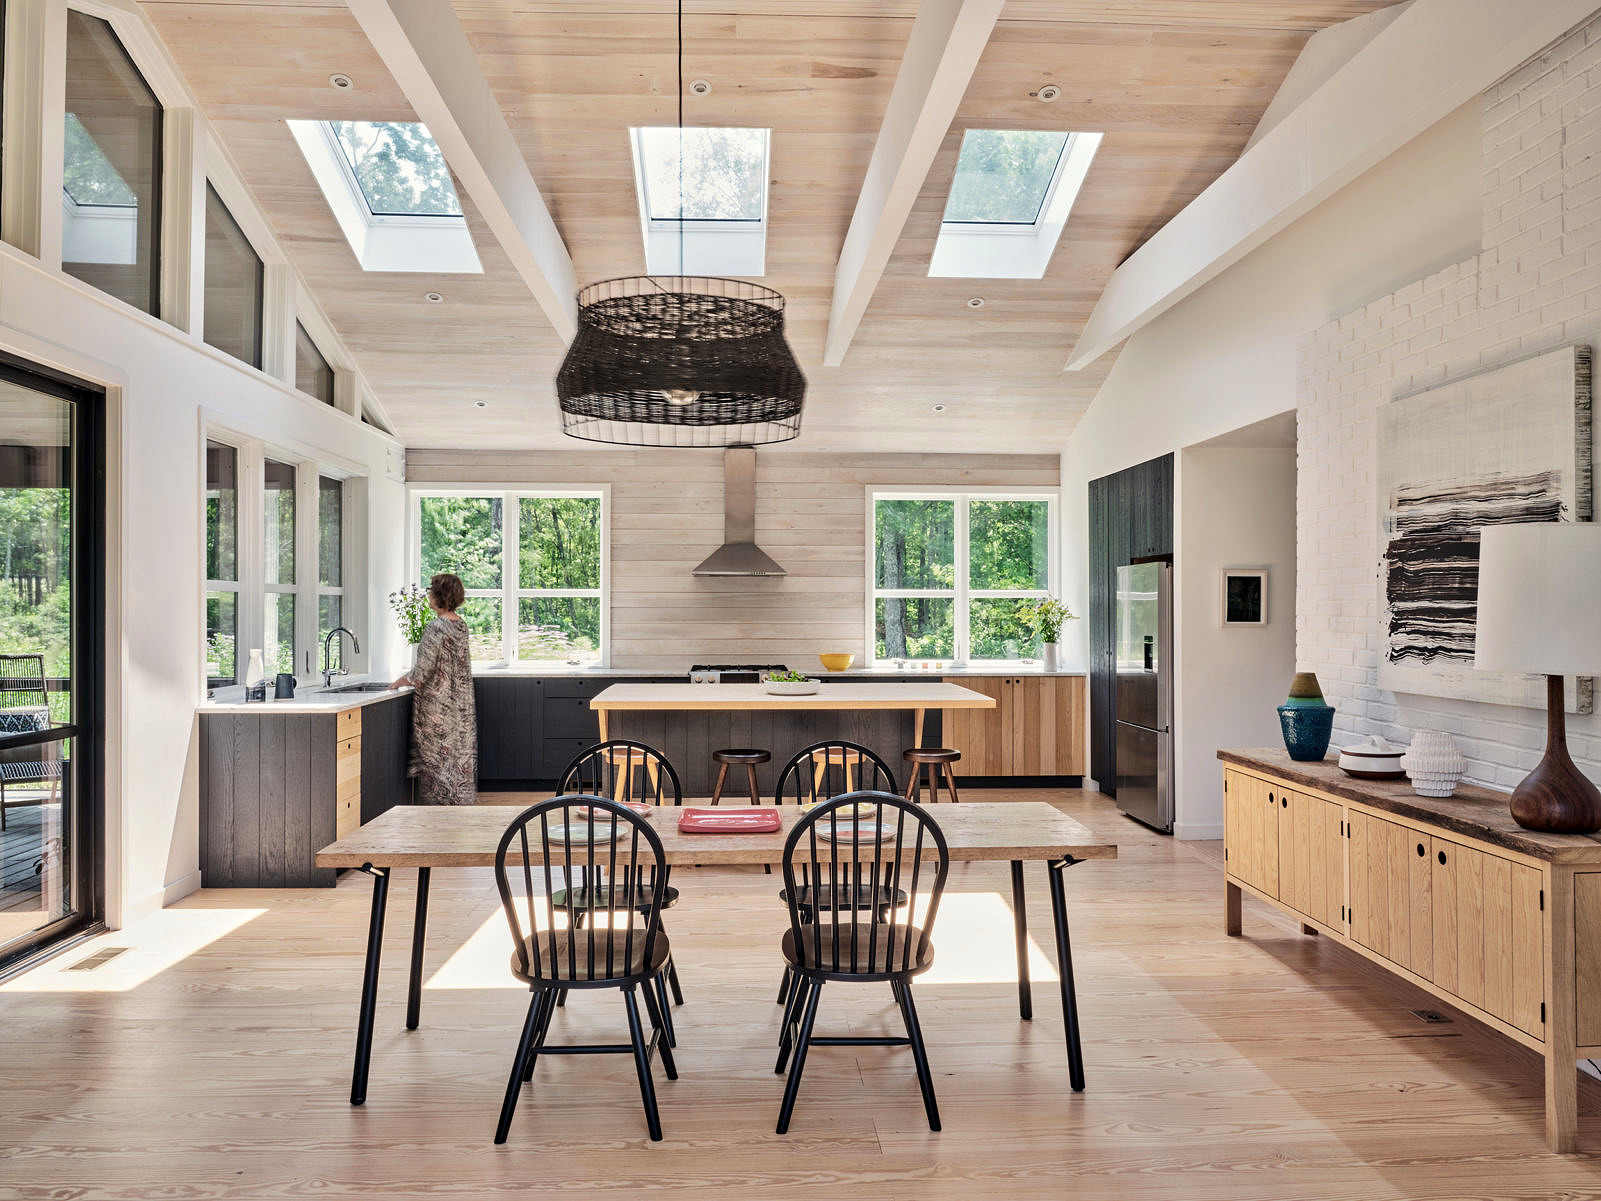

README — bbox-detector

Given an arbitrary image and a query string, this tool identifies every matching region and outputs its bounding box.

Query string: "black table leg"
[406,866,431,1031]
[1046,857,1085,1092]
[1010,859,1033,1021]
[351,864,390,1105]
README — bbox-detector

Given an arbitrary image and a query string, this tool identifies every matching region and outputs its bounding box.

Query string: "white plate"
[814,822,895,843]
[546,821,623,844]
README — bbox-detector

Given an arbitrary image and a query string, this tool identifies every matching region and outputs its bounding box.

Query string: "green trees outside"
[417,496,602,662]
[63,114,136,205]
[329,122,462,217]
[944,130,1069,224]
[0,487,72,720]
[874,497,1051,661]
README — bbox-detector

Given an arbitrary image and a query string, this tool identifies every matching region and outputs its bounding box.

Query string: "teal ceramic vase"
[1277,672,1335,761]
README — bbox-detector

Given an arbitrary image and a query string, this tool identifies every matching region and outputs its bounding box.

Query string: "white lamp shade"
[1475,523,1601,675]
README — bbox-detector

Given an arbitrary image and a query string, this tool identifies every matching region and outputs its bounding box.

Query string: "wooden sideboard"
[1220,749,1601,1153]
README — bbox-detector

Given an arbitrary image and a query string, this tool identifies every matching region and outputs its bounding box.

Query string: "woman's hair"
[427,572,465,613]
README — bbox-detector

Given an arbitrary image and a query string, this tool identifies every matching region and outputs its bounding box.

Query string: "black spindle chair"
[492,795,677,1144]
[555,741,685,1020]
[773,791,950,1135]
[771,741,900,1008]
[0,653,60,832]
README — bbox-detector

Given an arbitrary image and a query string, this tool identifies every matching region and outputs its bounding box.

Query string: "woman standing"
[392,573,477,805]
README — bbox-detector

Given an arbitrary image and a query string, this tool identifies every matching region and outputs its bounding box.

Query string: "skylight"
[942,130,1069,224]
[629,126,770,276]
[929,128,1103,280]
[329,121,463,218]
[287,119,482,274]
[63,113,137,207]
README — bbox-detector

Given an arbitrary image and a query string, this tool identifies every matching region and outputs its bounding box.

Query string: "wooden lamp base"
[1509,674,1601,834]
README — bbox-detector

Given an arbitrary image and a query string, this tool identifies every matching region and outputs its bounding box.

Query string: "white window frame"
[928,130,1103,280]
[285,119,482,274]
[409,487,610,666]
[628,126,769,276]
[202,428,363,694]
[203,439,242,687]
[866,487,1059,666]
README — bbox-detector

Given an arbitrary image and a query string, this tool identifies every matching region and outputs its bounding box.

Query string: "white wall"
[0,245,407,925]
[1059,98,1484,676]
[1173,444,1298,838]
[1297,12,1601,791]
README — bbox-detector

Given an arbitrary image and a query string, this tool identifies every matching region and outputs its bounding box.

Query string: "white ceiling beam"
[346,0,577,341]
[1064,0,1601,373]
[822,0,1005,368]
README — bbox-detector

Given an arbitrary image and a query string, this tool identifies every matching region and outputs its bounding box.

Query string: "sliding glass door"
[0,358,103,973]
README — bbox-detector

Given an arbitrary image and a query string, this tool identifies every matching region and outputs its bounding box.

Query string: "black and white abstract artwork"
[1376,344,1593,713]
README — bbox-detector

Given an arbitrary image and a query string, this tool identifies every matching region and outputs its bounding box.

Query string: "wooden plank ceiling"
[143,0,1396,453]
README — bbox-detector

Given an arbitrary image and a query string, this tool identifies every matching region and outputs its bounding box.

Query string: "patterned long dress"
[408,616,478,805]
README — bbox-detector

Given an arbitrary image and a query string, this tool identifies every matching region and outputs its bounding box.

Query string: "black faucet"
[323,626,361,689]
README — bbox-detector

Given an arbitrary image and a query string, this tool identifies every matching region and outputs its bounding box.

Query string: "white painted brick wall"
[1298,12,1601,792]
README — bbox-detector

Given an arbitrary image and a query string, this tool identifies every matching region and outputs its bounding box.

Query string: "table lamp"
[1475,523,1601,833]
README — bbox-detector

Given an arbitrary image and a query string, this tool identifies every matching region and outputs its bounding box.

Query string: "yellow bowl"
[818,653,855,673]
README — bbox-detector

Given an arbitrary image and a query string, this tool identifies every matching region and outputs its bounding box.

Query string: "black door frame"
[0,352,107,976]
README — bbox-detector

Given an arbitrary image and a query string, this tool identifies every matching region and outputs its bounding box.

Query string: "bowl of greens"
[764,669,820,695]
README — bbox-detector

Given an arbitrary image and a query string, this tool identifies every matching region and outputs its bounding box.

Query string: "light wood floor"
[4,788,1599,1197]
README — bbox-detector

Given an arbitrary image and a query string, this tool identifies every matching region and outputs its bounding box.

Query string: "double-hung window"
[414,490,607,665]
[203,435,359,691]
[869,490,1057,664]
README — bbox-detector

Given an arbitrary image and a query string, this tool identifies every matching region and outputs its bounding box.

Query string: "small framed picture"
[1221,569,1268,626]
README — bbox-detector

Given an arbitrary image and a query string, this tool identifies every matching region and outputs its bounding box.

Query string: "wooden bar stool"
[811,746,866,795]
[602,744,660,803]
[903,748,961,804]
[711,749,770,805]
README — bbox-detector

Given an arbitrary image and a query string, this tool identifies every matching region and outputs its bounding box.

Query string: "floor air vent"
[64,946,130,972]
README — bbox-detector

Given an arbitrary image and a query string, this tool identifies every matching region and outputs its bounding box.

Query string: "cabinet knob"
[1416,843,1425,857]
[1281,796,1288,808]
[1437,850,1447,865]
[1268,792,1275,805]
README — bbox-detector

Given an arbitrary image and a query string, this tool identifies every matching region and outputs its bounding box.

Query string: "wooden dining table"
[316,801,1117,1107]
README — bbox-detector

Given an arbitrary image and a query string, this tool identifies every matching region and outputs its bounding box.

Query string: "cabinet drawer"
[545,696,600,739]
[337,708,361,740]
[336,790,360,838]
[544,738,597,780]
[544,677,611,700]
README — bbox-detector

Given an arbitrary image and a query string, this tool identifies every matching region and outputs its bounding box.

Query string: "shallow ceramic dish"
[765,680,820,695]
[574,801,653,820]
[800,800,880,820]
[1337,734,1407,780]
[546,821,622,844]
[814,822,895,843]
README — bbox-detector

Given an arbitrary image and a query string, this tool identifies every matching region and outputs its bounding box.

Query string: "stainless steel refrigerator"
[1114,561,1173,832]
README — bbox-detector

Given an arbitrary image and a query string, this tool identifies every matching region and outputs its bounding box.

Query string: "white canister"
[1400,731,1467,798]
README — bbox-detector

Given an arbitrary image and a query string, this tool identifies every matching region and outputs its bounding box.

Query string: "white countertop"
[199,684,412,715]
[591,681,998,710]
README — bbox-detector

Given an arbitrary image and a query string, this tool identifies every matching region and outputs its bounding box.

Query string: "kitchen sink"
[326,681,399,693]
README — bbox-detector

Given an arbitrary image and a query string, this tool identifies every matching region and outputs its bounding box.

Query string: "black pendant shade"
[556,276,806,447]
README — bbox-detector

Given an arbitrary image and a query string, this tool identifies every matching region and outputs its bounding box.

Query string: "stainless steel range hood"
[692,447,786,577]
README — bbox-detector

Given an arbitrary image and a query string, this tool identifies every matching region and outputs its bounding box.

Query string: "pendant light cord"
[677,0,685,280]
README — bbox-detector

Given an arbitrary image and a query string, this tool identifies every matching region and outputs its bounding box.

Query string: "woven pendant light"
[554,2,805,446]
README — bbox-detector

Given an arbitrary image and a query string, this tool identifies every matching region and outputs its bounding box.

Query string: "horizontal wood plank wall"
[405,450,1059,669]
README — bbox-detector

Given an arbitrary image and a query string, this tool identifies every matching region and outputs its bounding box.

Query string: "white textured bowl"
[765,680,820,695]
[1401,731,1466,798]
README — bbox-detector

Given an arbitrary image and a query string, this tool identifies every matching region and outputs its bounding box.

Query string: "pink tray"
[678,807,783,833]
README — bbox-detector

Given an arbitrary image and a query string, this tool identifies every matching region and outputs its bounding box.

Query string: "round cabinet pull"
[1416,843,1425,857]
[1437,850,1447,865]
[1268,792,1275,804]
[1281,796,1288,808]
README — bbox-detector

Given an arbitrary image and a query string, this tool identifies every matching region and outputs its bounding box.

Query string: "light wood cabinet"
[1222,753,1592,1152]
[1279,787,1344,930]
[941,675,1085,777]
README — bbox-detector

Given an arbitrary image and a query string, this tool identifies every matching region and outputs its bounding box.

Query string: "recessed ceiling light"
[474,400,487,408]
[690,79,712,96]
[1035,83,1060,102]
[424,292,444,303]
[966,297,985,309]
[329,73,354,90]
[931,404,947,413]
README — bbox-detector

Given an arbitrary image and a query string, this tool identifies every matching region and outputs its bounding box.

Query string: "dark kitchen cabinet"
[1088,453,1173,796]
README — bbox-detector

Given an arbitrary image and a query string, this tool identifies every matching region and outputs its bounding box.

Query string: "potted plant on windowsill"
[1028,596,1076,673]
